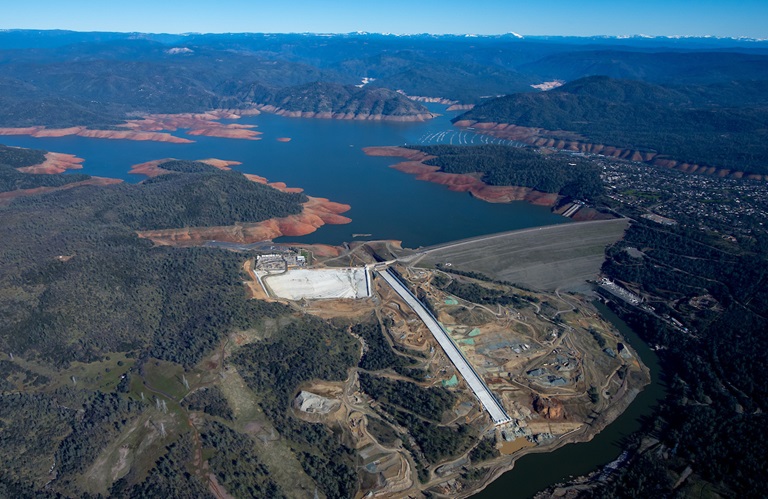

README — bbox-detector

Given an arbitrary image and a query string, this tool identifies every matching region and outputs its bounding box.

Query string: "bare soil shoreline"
[454,120,767,181]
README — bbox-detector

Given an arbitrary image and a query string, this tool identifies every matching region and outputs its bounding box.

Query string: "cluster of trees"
[56,391,145,476]
[200,421,285,498]
[386,405,475,465]
[358,372,456,422]
[410,144,604,200]
[0,386,155,496]
[0,392,71,488]
[364,417,400,447]
[238,81,430,117]
[0,150,363,496]
[444,279,524,307]
[354,317,426,380]
[154,160,222,174]
[0,144,91,193]
[0,144,46,168]
[119,170,306,231]
[588,328,607,349]
[5,31,768,127]
[114,434,212,498]
[0,163,90,193]
[0,166,301,368]
[232,317,359,498]
[0,41,337,127]
[604,221,768,326]
[182,386,233,420]
[369,61,536,103]
[358,372,475,465]
[469,435,499,463]
[459,76,768,174]
[0,359,49,391]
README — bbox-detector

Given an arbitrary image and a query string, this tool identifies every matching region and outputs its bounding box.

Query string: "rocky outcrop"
[186,125,261,140]
[530,80,565,91]
[363,146,560,206]
[454,120,766,181]
[293,391,341,414]
[197,158,243,170]
[241,174,305,194]
[401,95,458,105]
[137,194,351,246]
[16,151,85,174]
[446,104,475,111]
[397,94,473,111]
[123,111,263,140]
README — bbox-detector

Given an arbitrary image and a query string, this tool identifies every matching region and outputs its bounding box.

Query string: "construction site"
[238,237,650,498]
[251,249,371,300]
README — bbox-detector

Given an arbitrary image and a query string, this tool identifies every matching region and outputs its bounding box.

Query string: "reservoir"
[0,106,662,495]
[0,104,565,247]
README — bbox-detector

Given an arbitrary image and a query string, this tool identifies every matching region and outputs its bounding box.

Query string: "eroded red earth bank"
[363,146,560,205]
[0,109,264,144]
[129,159,352,246]
[454,120,767,181]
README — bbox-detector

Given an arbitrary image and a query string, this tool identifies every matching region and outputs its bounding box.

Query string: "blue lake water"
[1,106,663,497]
[1,105,565,247]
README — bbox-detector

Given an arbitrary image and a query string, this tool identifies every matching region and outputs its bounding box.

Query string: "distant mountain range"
[1,29,767,159]
[457,76,768,174]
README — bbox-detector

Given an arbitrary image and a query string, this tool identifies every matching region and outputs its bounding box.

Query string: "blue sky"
[2,0,766,38]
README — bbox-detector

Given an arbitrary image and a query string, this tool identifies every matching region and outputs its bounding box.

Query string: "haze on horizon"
[2,0,767,39]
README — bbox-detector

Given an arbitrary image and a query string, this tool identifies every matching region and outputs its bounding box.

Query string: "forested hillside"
[1,144,90,192]
[2,31,768,127]
[409,144,604,199]
[457,76,768,174]
[518,50,768,84]
[588,218,768,496]
[235,81,431,117]
[0,152,328,496]
[0,164,304,366]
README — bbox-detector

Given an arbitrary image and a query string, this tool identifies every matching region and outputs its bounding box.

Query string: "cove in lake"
[474,301,666,499]
[0,104,565,248]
